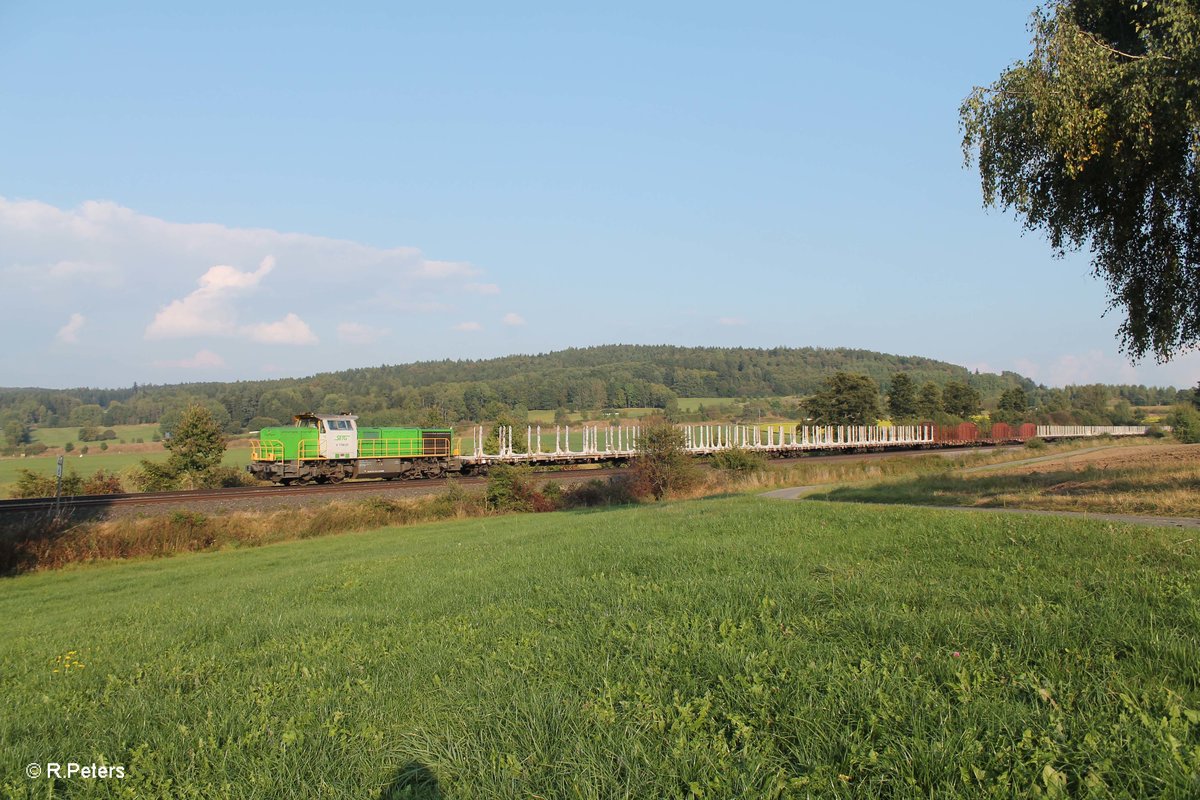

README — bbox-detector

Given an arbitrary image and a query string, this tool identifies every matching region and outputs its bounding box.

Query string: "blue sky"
[3,2,1197,390]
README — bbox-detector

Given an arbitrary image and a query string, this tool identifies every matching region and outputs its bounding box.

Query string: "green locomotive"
[248,413,458,484]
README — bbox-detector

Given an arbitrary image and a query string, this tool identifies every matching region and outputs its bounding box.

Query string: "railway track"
[0,445,1020,517]
[0,467,627,516]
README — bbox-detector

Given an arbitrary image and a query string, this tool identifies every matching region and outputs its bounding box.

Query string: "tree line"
[805,371,1197,428]
[0,345,1192,446]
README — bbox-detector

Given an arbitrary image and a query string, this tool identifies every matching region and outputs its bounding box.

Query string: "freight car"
[248,413,460,484]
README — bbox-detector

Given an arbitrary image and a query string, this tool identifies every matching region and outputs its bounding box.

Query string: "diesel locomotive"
[247,413,462,484]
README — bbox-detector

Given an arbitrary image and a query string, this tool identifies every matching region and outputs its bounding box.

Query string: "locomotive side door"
[318,416,358,459]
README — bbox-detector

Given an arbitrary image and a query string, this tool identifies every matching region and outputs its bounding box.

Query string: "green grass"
[0,448,252,498]
[2,497,1197,797]
[29,424,162,448]
[677,397,736,412]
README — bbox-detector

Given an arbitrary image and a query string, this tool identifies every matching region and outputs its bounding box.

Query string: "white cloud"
[337,322,388,344]
[1013,351,1139,386]
[0,195,494,360]
[717,317,746,326]
[465,282,500,295]
[454,321,483,332]
[56,313,85,343]
[416,260,478,279]
[501,312,526,327]
[153,349,226,369]
[146,256,275,339]
[243,313,319,345]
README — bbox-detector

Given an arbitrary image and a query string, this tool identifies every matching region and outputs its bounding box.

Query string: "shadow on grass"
[381,761,441,799]
[0,502,116,576]
[808,467,1196,508]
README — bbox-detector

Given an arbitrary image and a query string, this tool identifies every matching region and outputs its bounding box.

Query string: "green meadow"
[29,424,162,449]
[0,448,252,498]
[2,497,1197,798]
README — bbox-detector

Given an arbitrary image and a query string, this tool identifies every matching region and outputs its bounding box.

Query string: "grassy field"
[29,424,162,448]
[2,497,1197,798]
[810,443,1200,517]
[0,448,253,498]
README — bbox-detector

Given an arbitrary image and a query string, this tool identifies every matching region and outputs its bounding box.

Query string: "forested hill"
[1,345,1180,434]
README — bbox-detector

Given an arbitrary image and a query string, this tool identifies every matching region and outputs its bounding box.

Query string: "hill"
[0,345,1035,432]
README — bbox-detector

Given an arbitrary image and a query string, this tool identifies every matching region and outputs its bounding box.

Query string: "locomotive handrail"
[250,440,286,461]
[358,438,452,458]
[298,439,324,460]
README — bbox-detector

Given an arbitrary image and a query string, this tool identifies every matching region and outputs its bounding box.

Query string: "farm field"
[811,442,1200,517]
[0,448,252,498]
[2,497,1197,797]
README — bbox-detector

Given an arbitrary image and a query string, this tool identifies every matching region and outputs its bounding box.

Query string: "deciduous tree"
[961,0,1200,362]
[887,373,918,419]
[915,383,943,419]
[942,381,982,418]
[805,373,881,425]
[163,404,227,474]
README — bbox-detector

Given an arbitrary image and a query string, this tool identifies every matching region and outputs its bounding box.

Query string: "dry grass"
[0,487,490,574]
[811,443,1200,517]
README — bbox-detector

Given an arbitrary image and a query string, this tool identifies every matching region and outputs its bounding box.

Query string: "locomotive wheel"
[329,472,345,484]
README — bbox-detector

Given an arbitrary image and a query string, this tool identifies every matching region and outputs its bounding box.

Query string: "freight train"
[247,413,1148,485]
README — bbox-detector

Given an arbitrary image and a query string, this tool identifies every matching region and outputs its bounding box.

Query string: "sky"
[2,2,1198,391]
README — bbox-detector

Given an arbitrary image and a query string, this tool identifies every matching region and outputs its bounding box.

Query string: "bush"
[485,464,539,512]
[429,480,484,519]
[64,442,74,453]
[1169,404,1200,444]
[99,441,108,451]
[561,476,639,508]
[11,469,83,499]
[710,447,767,476]
[134,460,179,492]
[634,419,700,500]
[81,470,124,495]
[1024,437,1046,450]
[23,442,47,456]
[201,466,256,488]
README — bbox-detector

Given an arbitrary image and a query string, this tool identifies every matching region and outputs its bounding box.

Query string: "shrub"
[81,470,124,495]
[12,470,58,498]
[710,447,767,476]
[429,480,483,519]
[134,460,179,492]
[201,465,255,488]
[80,445,89,455]
[1024,437,1046,450]
[99,441,108,451]
[633,419,700,500]
[1168,404,1200,444]
[562,476,639,508]
[485,464,538,512]
[64,442,74,453]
